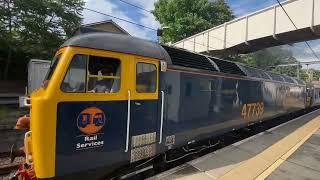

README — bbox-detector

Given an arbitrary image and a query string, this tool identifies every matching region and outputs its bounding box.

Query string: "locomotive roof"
[162,45,305,85]
[61,32,172,63]
[61,33,305,85]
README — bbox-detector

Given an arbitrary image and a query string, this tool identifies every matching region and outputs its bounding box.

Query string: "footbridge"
[173,0,320,55]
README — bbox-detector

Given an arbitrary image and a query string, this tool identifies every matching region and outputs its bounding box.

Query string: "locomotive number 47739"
[241,102,264,119]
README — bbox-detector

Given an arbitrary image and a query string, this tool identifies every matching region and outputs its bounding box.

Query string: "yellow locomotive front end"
[13,33,166,179]
[16,48,73,179]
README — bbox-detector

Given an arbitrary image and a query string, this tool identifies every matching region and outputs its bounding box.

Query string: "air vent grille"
[267,72,284,82]
[282,75,295,83]
[295,78,305,85]
[260,72,271,79]
[209,58,246,76]
[163,46,217,72]
[241,66,271,79]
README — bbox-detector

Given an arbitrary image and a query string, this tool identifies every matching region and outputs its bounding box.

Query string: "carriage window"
[136,63,156,93]
[61,55,87,92]
[87,56,121,93]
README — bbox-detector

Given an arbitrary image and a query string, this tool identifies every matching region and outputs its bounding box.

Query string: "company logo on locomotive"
[77,107,106,135]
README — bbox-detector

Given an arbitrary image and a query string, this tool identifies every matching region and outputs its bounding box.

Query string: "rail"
[125,90,131,152]
[159,91,164,144]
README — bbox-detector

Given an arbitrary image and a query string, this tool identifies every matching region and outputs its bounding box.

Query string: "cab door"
[128,57,160,163]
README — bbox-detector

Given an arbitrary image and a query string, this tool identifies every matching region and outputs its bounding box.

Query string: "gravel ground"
[0,157,24,180]
[0,105,29,128]
[0,130,25,154]
[0,171,15,180]
[0,105,28,180]
[0,157,24,169]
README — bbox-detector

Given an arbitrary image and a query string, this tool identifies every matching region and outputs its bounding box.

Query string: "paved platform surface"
[267,129,320,180]
[148,109,320,180]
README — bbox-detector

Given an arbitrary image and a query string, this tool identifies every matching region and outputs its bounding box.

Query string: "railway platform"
[148,109,320,180]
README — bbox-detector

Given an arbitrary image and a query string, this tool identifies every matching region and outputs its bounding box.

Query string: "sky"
[82,0,320,69]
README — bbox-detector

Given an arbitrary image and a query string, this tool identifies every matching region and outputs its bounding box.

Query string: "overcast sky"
[82,0,320,69]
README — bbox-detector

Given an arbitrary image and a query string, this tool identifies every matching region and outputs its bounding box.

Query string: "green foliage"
[236,47,297,69]
[311,69,320,81]
[299,69,320,82]
[153,0,234,43]
[0,0,84,80]
[273,66,300,77]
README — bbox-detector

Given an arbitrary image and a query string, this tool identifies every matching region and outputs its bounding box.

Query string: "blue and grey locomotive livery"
[14,33,310,179]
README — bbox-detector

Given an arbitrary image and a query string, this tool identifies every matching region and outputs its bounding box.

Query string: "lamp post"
[297,62,300,79]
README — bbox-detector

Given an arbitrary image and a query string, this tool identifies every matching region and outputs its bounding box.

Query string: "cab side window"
[61,54,121,93]
[87,56,121,93]
[136,63,156,93]
[61,55,87,92]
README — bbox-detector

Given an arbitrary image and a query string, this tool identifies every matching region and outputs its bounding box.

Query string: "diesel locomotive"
[13,32,319,179]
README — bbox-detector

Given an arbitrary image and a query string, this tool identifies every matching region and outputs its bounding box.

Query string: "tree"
[0,0,20,80]
[153,0,234,43]
[0,0,84,80]
[311,69,320,81]
[239,47,297,69]
[298,69,320,82]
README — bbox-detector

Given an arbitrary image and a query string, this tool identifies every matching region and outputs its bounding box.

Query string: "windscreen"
[45,54,62,82]
[61,54,121,93]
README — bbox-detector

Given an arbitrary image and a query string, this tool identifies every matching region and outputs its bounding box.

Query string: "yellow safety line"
[256,126,319,180]
[218,114,320,180]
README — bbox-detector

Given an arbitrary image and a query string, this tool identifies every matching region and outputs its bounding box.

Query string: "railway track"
[0,155,22,179]
[0,164,19,176]
[0,151,24,179]
[0,129,26,178]
[0,129,25,154]
[0,152,10,159]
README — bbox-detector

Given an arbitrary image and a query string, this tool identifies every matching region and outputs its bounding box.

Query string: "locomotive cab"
[23,33,169,179]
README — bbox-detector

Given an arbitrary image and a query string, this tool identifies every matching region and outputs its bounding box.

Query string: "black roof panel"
[281,75,296,84]
[162,46,217,72]
[267,72,284,82]
[294,78,306,85]
[240,65,271,79]
[208,59,245,76]
[61,32,171,63]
